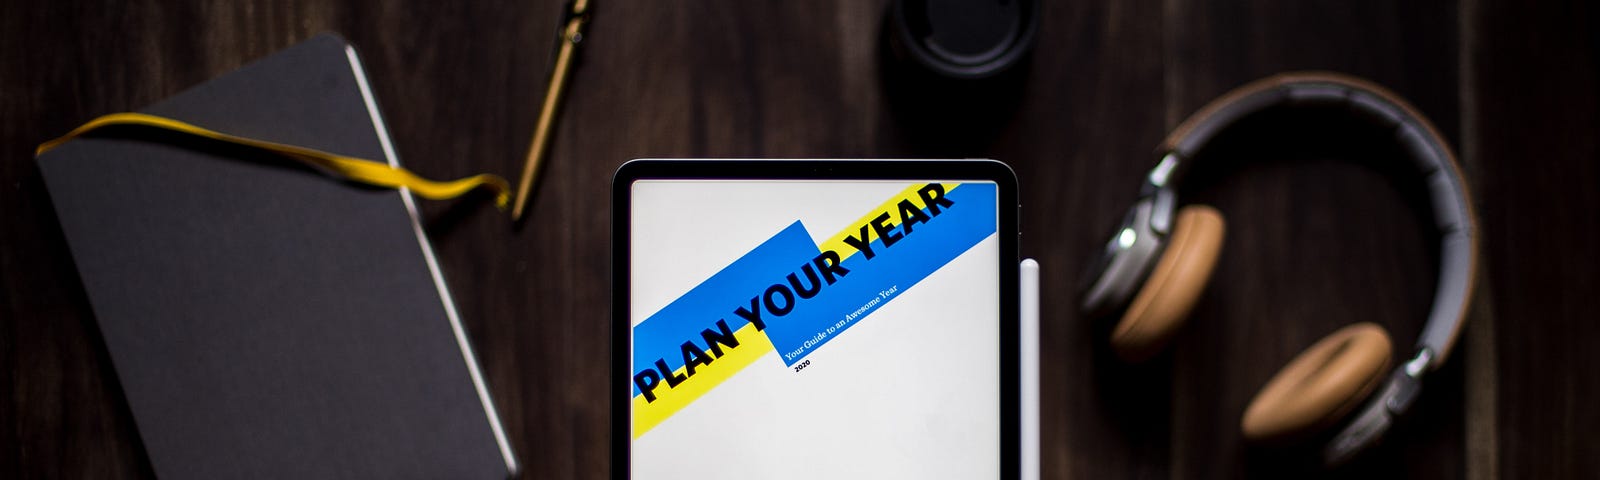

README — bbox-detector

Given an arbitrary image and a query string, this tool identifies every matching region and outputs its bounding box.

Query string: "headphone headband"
[1147,72,1479,463]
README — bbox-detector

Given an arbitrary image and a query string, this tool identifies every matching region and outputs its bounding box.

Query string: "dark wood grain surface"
[3,0,1597,478]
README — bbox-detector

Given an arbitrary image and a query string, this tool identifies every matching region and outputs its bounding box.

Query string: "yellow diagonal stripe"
[632,181,962,438]
[36,112,511,208]
[815,183,960,261]
[632,323,773,438]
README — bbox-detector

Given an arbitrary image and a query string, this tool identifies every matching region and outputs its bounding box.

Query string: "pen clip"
[553,0,592,58]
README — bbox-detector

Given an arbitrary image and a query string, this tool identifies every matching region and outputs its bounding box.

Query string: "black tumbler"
[880,0,1039,154]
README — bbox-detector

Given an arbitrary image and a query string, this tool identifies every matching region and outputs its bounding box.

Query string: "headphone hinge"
[1141,152,1182,235]
[1386,348,1432,414]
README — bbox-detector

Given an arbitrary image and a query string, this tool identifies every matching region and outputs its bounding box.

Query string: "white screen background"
[630,180,1000,479]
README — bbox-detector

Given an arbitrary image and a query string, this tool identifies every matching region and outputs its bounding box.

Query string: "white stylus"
[1020,258,1040,480]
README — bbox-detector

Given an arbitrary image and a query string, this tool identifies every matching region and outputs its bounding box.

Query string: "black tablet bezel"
[611,159,1020,479]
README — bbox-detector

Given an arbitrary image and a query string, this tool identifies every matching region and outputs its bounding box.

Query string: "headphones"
[1077,72,1479,465]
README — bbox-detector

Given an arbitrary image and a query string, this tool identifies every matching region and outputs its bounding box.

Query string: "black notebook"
[35,34,517,479]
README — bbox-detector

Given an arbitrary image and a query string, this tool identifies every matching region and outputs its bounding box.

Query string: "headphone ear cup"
[1241,322,1393,443]
[1109,205,1226,362]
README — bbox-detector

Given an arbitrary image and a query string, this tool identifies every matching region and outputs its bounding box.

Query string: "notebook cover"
[35,34,516,479]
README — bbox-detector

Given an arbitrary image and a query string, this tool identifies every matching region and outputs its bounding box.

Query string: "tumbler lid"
[890,0,1039,79]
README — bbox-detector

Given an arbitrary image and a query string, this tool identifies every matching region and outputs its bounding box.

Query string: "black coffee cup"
[880,0,1040,153]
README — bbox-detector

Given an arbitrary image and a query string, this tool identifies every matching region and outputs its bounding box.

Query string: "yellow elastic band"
[37,112,511,209]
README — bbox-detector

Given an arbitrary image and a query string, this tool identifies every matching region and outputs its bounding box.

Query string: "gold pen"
[512,0,592,221]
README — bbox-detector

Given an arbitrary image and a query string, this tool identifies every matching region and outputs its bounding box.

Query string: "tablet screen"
[625,176,1005,479]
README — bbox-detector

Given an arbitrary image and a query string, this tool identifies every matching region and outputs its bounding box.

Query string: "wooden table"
[3,0,1595,478]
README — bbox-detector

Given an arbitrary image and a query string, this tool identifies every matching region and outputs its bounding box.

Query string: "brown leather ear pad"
[1241,322,1393,442]
[1110,205,1226,362]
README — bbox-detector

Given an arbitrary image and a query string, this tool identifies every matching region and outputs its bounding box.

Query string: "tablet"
[613,159,1021,479]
